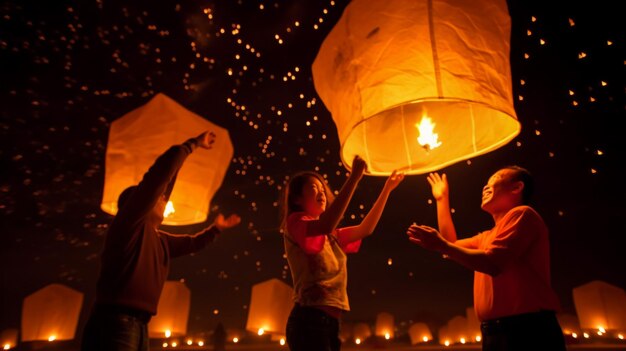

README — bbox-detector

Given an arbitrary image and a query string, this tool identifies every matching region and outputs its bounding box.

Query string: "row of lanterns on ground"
[2,279,625,349]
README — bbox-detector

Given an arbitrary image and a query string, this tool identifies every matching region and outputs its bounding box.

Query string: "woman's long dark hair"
[279,171,335,232]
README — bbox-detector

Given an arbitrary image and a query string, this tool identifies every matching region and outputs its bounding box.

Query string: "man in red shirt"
[81,131,241,351]
[407,167,566,351]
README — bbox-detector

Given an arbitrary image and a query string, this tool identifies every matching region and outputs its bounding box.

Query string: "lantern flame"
[164,201,175,218]
[415,116,442,151]
[165,330,172,338]
[4,344,11,350]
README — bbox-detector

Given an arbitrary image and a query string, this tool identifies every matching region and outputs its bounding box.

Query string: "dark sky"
[1,0,624,338]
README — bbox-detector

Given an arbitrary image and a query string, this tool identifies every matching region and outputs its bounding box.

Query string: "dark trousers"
[481,310,566,351]
[80,304,151,351]
[286,304,341,351]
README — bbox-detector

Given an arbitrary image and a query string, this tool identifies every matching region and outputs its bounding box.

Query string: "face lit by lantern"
[480,169,521,214]
[296,176,328,217]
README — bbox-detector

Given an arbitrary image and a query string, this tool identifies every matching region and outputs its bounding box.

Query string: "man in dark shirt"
[81,131,241,351]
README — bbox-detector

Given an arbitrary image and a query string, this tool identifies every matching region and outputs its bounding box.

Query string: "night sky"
[1,0,624,339]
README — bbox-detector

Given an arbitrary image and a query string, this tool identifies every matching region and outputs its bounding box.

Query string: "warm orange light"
[164,201,175,218]
[416,116,442,151]
[280,338,286,346]
[583,332,590,338]
[384,332,390,340]
[171,341,177,347]
[197,341,204,346]
[355,338,361,344]
[186,339,193,345]
[233,337,239,343]
[444,340,450,346]
[618,334,624,340]
[163,342,168,347]
[3,344,11,350]
[422,336,429,342]
[572,333,578,338]
[460,337,466,344]
[257,328,265,336]
[47,335,56,342]
[475,335,482,342]
[165,330,172,338]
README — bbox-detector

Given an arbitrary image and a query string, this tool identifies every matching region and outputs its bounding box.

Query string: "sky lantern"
[148,281,190,338]
[312,0,519,175]
[557,313,581,336]
[245,279,293,337]
[21,284,83,342]
[447,315,469,344]
[1,329,18,349]
[353,323,372,343]
[101,92,233,225]
[375,312,394,339]
[573,280,626,332]
[408,323,432,345]
[437,325,451,346]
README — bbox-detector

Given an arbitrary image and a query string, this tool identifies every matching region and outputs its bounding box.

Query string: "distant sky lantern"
[573,280,626,332]
[375,312,394,339]
[408,323,432,345]
[148,281,190,338]
[21,284,83,342]
[353,323,372,342]
[245,279,293,337]
[312,0,519,175]
[101,93,233,225]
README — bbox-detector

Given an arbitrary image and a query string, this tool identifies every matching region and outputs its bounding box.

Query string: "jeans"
[481,310,566,351]
[80,305,150,351]
[286,304,341,351]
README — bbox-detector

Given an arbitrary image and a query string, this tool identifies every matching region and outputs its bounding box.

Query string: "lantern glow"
[313,0,520,175]
[3,344,10,350]
[164,201,175,218]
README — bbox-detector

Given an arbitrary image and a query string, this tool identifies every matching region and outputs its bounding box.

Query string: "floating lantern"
[465,307,481,343]
[101,93,233,225]
[447,315,469,344]
[408,323,432,345]
[573,280,626,332]
[245,279,293,336]
[149,281,190,338]
[312,0,519,175]
[375,312,394,339]
[353,323,372,343]
[21,284,83,342]
[0,329,18,350]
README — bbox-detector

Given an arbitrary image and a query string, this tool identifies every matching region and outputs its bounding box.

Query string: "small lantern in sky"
[148,281,190,338]
[101,93,233,225]
[408,323,432,345]
[375,312,394,339]
[21,284,83,342]
[573,280,626,332]
[312,0,519,175]
[245,279,293,336]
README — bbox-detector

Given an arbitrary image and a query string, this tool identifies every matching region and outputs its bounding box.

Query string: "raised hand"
[195,131,217,149]
[406,224,447,252]
[350,155,368,180]
[427,172,448,202]
[213,213,241,231]
[383,170,405,192]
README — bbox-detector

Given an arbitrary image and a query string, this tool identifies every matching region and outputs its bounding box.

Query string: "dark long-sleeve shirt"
[96,139,220,315]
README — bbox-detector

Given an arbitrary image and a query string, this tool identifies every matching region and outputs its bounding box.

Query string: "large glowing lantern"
[375,312,394,339]
[312,0,519,175]
[1,329,18,349]
[101,92,233,225]
[21,284,83,342]
[149,281,190,338]
[573,280,626,332]
[408,323,432,345]
[245,279,293,336]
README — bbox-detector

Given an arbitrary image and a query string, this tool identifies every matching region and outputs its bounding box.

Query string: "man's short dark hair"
[117,185,138,211]
[502,165,533,205]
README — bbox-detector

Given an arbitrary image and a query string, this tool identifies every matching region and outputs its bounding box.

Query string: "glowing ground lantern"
[245,279,293,336]
[101,92,233,225]
[1,329,18,349]
[573,280,626,332]
[447,315,469,344]
[353,323,372,343]
[148,281,190,338]
[312,0,520,175]
[465,307,481,342]
[21,284,83,342]
[375,312,394,339]
[408,323,432,345]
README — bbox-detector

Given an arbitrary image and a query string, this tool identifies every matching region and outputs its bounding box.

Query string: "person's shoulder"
[507,205,546,227]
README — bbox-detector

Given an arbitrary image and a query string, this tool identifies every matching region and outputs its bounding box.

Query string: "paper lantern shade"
[353,323,372,342]
[21,284,83,342]
[312,0,519,175]
[408,323,432,345]
[101,93,233,225]
[148,281,191,338]
[245,279,293,336]
[375,312,394,339]
[573,280,626,331]
[447,315,469,343]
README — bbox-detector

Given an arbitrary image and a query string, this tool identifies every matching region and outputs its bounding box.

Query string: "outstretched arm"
[407,224,500,276]
[306,155,367,236]
[427,173,458,242]
[339,170,405,243]
[166,213,241,258]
